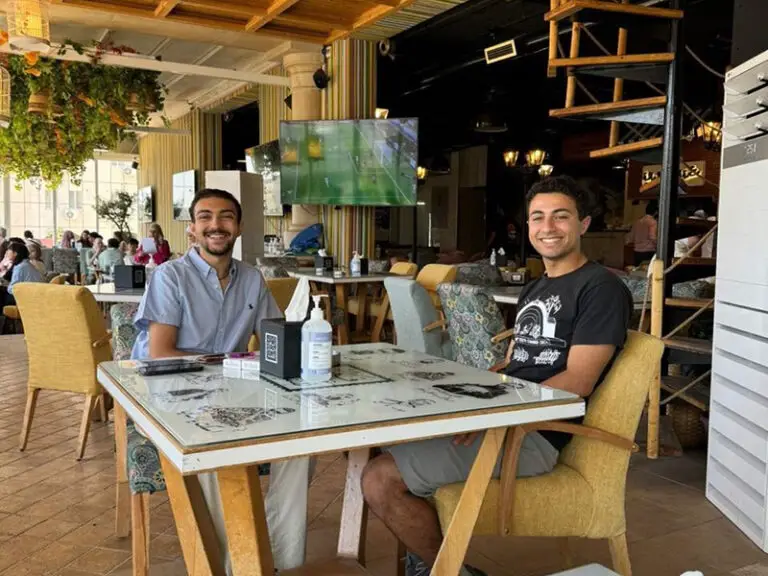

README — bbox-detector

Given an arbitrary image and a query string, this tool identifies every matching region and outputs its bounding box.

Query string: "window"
[1,158,140,246]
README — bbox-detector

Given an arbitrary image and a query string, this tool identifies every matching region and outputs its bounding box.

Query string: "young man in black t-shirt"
[361,175,632,576]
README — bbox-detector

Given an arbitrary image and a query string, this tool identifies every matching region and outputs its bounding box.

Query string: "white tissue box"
[223,367,242,379]
[241,357,261,380]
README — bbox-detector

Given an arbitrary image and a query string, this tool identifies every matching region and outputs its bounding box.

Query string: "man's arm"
[148,323,189,359]
[538,344,616,397]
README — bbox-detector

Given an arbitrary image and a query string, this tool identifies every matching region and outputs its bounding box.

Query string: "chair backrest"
[391,261,418,277]
[437,282,507,370]
[110,303,140,361]
[560,331,664,537]
[51,247,79,274]
[416,264,457,292]
[455,262,504,286]
[385,277,451,358]
[266,277,299,313]
[258,264,290,279]
[49,274,67,285]
[41,248,53,272]
[525,258,545,279]
[13,284,111,395]
[256,256,298,270]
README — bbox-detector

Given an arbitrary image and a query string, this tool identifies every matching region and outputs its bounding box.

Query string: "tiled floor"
[0,334,766,575]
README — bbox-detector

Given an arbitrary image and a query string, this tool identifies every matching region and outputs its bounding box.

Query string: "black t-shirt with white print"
[505,261,632,449]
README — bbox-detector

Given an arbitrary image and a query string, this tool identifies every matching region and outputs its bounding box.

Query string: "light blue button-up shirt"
[131,248,282,360]
[8,260,44,294]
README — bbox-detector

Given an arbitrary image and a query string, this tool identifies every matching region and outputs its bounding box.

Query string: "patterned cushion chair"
[111,303,270,576]
[52,247,79,275]
[455,262,505,286]
[437,282,514,372]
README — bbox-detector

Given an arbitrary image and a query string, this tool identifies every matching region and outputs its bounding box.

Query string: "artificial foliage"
[0,39,165,188]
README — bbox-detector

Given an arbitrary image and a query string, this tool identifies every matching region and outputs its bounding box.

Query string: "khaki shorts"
[385,431,559,498]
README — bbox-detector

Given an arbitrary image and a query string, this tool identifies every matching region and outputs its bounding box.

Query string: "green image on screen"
[279,118,418,206]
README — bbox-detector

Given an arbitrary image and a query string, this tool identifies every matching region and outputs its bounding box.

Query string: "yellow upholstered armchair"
[13,283,112,460]
[432,331,664,576]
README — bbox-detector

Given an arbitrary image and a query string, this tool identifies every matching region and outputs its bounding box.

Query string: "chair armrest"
[423,320,446,333]
[92,330,112,349]
[491,328,515,344]
[497,421,635,535]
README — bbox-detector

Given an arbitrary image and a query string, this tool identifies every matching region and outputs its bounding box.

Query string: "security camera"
[313,68,329,89]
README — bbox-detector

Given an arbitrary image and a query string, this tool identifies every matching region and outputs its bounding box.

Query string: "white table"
[288,268,396,344]
[86,282,144,304]
[98,343,583,576]
[492,286,524,306]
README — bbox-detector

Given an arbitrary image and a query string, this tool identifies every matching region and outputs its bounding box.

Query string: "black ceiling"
[378,0,733,162]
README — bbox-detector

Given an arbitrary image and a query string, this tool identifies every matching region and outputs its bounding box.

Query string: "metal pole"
[656,0,684,268]
[412,205,418,264]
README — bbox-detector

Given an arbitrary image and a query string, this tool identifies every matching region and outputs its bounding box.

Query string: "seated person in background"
[3,241,44,305]
[361,176,632,576]
[60,230,75,249]
[0,237,24,278]
[86,237,105,276]
[626,200,658,266]
[23,230,33,241]
[123,238,139,265]
[134,223,171,266]
[98,238,123,276]
[131,188,309,572]
[76,230,92,251]
[25,241,46,276]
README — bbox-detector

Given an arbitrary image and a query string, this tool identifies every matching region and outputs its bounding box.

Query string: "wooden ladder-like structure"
[545,0,683,158]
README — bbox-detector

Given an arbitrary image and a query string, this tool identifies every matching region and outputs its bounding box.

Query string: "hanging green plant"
[0,39,166,189]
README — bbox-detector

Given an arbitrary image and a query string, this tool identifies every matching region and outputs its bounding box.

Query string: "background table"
[98,343,583,576]
[288,269,396,344]
[492,285,524,306]
[86,282,144,303]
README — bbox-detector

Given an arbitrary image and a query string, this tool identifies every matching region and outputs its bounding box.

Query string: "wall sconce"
[525,149,546,167]
[375,107,389,119]
[538,164,554,177]
[7,0,51,52]
[503,149,519,167]
[696,121,722,150]
[416,166,428,180]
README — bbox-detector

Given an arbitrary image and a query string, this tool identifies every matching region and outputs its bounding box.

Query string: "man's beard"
[200,232,234,256]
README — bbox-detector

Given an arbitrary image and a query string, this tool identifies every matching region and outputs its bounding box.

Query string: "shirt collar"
[187,247,238,281]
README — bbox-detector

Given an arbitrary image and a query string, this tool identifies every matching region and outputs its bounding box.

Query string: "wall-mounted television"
[245,140,283,217]
[279,118,418,206]
[172,170,196,221]
[137,186,154,223]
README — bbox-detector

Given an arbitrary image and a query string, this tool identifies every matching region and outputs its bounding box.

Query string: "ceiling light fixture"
[375,107,389,119]
[416,166,428,181]
[526,149,546,167]
[697,120,722,150]
[538,164,554,177]
[503,149,519,167]
[7,0,51,53]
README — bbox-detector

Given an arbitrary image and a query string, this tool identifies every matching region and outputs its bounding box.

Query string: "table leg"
[218,465,275,576]
[336,284,350,345]
[160,455,226,576]
[114,404,130,538]
[337,448,371,563]
[430,428,505,576]
[371,293,390,343]
[355,283,368,337]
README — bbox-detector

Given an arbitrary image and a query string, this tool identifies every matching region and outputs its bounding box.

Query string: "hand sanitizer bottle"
[301,295,333,382]
[490,248,497,266]
[350,251,361,276]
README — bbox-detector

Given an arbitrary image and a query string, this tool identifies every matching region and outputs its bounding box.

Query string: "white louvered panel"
[707,459,765,530]
[716,279,768,314]
[709,429,766,494]
[707,485,764,548]
[715,302,768,338]
[714,327,768,370]
[709,402,768,463]
[712,352,768,399]
[711,376,768,431]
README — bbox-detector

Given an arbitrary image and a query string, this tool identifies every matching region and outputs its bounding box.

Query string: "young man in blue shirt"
[131,188,309,572]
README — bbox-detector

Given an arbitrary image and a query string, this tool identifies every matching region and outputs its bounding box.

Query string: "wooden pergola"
[51,0,419,44]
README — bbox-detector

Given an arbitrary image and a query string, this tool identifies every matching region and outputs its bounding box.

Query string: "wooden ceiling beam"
[326,0,417,43]
[154,0,180,18]
[179,0,265,18]
[245,0,301,32]
[275,12,352,30]
[375,0,401,6]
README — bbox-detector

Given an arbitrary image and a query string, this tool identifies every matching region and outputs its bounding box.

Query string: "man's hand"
[452,431,481,446]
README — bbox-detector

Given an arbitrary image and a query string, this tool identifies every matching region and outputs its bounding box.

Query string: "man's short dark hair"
[89,231,99,238]
[526,175,592,220]
[189,188,242,223]
[128,238,139,247]
[107,238,120,249]
[23,230,33,239]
